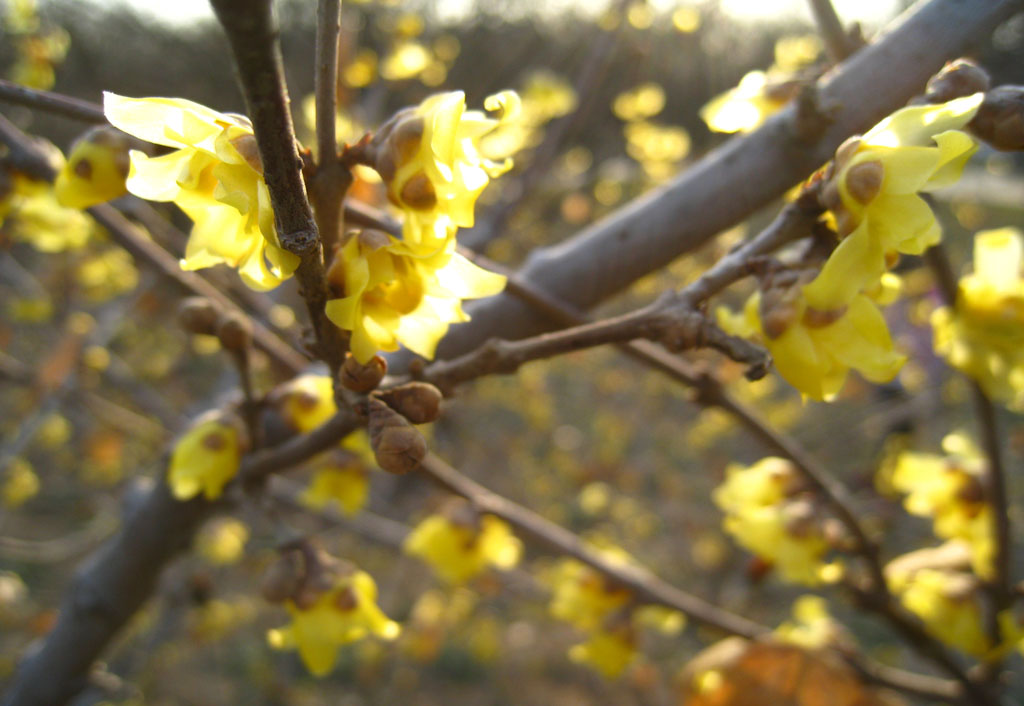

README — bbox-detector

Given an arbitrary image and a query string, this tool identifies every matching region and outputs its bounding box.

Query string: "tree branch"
[403,0,1024,368]
[209,0,346,372]
[807,0,860,63]
[0,78,105,122]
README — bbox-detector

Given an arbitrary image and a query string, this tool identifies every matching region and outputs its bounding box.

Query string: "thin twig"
[807,0,860,63]
[0,78,106,122]
[209,0,346,373]
[419,453,766,638]
[925,242,1014,651]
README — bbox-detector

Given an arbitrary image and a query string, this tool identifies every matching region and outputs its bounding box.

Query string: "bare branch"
[0,78,105,122]
[807,0,861,63]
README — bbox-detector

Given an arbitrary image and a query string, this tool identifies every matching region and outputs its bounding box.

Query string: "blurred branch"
[209,0,346,373]
[411,0,1024,367]
[419,453,767,638]
[925,242,1015,653]
[463,0,627,251]
[0,78,105,123]
[807,0,861,63]
[0,502,118,563]
[1,405,359,706]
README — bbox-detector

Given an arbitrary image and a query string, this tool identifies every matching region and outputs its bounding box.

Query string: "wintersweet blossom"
[167,414,244,500]
[718,283,904,401]
[700,71,797,134]
[713,457,841,585]
[54,126,130,209]
[325,230,506,363]
[302,457,369,517]
[569,625,637,679]
[370,90,518,250]
[932,227,1024,410]
[889,433,994,579]
[404,510,522,584]
[103,93,299,290]
[802,95,982,312]
[267,570,400,676]
[548,556,632,632]
[1,170,92,252]
[274,374,337,434]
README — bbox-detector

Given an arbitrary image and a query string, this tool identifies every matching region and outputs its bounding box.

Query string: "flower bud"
[340,352,387,392]
[216,310,252,352]
[844,160,884,205]
[261,548,306,603]
[925,59,990,104]
[178,297,220,336]
[969,85,1024,152]
[373,382,443,424]
[367,398,427,474]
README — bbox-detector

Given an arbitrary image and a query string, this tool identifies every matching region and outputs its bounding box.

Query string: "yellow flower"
[370,90,517,251]
[548,557,632,632]
[613,82,665,122]
[932,227,1024,410]
[167,414,245,500]
[54,126,131,209]
[889,434,994,579]
[302,454,369,517]
[325,230,506,363]
[721,285,905,401]
[275,374,337,434]
[196,518,249,565]
[774,596,842,649]
[404,510,521,584]
[713,457,841,585]
[2,170,93,252]
[569,626,637,679]
[700,71,798,134]
[2,458,39,508]
[887,558,1022,658]
[802,95,982,311]
[267,570,400,677]
[103,93,299,290]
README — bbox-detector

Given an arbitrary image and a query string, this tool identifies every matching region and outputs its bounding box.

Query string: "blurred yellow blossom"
[701,71,797,134]
[380,40,431,81]
[167,414,245,501]
[404,505,521,584]
[268,569,400,676]
[275,374,337,434]
[713,457,841,585]
[197,518,249,565]
[325,230,505,363]
[548,556,631,631]
[2,171,92,252]
[803,95,982,311]
[889,433,994,578]
[104,93,299,290]
[76,247,139,302]
[2,458,39,508]
[569,625,637,679]
[54,126,132,209]
[932,227,1024,410]
[774,595,843,649]
[302,452,370,517]
[613,82,665,122]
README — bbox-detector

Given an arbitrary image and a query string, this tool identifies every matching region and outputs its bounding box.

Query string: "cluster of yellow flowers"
[403,501,522,585]
[328,90,517,362]
[713,457,841,585]
[886,433,993,579]
[932,227,1024,410]
[720,95,982,400]
[885,543,1023,658]
[546,553,684,678]
[1,163,92,253]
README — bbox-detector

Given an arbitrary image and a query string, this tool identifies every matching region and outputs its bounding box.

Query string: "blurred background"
[2,0,1024,704]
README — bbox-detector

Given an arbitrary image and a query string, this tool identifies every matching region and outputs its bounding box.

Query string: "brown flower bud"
[340,352,387,393]
[260,548,306,603]
[367,398,427,474]
[216,310,252,352]
[178,297,220,335]
[969,85,1024,151]
[374,382,443,424]
[925,59,991,104]
[844,160,884,205]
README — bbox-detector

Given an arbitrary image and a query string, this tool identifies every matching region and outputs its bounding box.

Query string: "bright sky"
[91,0,902,28]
